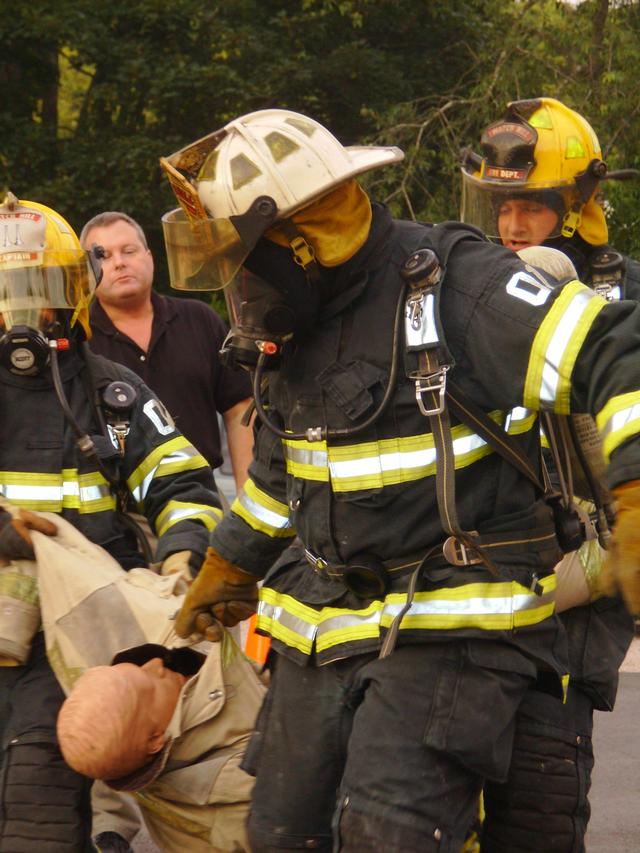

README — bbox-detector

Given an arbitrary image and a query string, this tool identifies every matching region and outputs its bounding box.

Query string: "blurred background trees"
[2,0,639,290]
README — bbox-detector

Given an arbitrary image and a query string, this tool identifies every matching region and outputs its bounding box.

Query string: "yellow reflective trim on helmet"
[565,136,587,159]
[529,105,554,130]
[524,281,606,413]
[596,391,640,462]
[231,478,295,538]
[155,499,222,537]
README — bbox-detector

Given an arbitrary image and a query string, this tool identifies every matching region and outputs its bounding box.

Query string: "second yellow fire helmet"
[0,192,98,340]
[460,97,608,245]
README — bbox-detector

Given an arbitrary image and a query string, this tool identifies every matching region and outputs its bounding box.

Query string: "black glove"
[0,509,57,560]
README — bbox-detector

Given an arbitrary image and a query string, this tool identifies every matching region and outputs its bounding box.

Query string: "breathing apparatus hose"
[251,282,408,443]
[49,341,154,564]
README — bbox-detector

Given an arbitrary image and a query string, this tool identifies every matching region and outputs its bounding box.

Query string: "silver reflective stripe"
[237,492,293,530]
[1,481,110,504]
[2,484,63,502]
[505,407,532,430]
[327,430,488,480]
[257,600,317,643]
[602,403,640,441]
[405,291,439,348]
[160,505,219,527]
[382,588,554,620]
[132,447,200,503]
[540,289,593,404]
[283,446,328,467]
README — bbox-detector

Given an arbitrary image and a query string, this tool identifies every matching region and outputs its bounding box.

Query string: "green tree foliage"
[1,0,639,293]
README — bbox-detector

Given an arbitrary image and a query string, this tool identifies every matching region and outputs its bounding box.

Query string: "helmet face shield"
[161,207,253,291]
[0,252,96,332]
[461,171,579,241]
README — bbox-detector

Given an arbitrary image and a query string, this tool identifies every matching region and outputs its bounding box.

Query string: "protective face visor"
[160,149,279,292]
[460,170,579,241]
[0,252,98,334]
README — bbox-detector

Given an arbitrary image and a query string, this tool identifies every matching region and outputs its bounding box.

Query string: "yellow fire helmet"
[460,97,608,245]
[0,193,98,338]
[160,108,404,291]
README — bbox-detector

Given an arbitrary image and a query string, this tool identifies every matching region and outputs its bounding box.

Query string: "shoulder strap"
[446,381,546,493]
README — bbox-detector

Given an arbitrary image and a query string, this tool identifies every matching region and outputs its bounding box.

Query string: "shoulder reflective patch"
[143,398,176,436]
[505,271,553,306]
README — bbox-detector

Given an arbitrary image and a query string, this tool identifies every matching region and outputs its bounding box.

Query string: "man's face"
[121,657,187,736]
[497,198,559,252]
[84,220,154,309]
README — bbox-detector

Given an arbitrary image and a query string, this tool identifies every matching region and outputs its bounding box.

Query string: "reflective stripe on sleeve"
[155,500,223,537]
[231,478,295,538]
[524,281,607,413]
[256,574,557,656]
[0,469,114,513]
[596,391,640,461]
[127,437,208,506]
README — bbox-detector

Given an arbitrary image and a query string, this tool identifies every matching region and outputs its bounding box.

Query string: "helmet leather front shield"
[460,171,579,241]
[161,208,252,291]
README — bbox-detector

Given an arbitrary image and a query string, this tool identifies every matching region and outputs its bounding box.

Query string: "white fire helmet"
[160,108,404,290]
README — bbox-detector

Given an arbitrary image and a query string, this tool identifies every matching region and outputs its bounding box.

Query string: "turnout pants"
[0,633,92,852]
[481,682,594,853]
[245,640,536,853]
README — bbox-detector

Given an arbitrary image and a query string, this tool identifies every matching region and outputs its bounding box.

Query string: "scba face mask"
[220,240,320,371]
[0,194,100,374]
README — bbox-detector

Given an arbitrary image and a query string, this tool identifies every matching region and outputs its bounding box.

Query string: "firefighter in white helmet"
[162,108,640,852]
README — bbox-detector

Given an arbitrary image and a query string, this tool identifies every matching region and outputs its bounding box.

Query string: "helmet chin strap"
[277,219,322,284]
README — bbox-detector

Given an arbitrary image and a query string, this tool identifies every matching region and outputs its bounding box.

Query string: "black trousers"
[0,633,93,853]
[481,683,594,853]
[245,640,535,853]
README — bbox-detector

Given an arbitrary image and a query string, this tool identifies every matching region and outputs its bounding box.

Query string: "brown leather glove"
[601,480,640,613]
[0,509,57,560]
[174,546,259,640]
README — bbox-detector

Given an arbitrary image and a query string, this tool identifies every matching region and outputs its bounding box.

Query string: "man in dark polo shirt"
[81,211,253,490]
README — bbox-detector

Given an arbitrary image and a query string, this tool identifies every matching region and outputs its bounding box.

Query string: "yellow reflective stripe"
[155,500,222,537]
[257,588,318,655]
[524,281,606,413]
[283,412,529,492]
[127,437,208,504]
[0,572,39,605]
[282,438,329,482]
[596,391,640,461]
[231,479,295,539]
[257,575,557,655]
[0,470,114,513]
[505,407,537,436]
